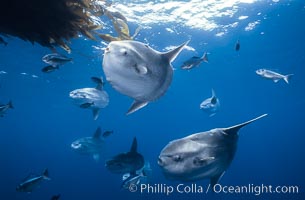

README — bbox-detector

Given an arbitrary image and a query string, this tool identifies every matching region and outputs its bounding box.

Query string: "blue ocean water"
[1,1,305,200]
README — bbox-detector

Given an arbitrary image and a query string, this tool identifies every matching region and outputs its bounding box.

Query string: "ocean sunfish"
[200,89,220,117]
[158,114,267,187]
[69,77,109,120]
[102,40,189,114]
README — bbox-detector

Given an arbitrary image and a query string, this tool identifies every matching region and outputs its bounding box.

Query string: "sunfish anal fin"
[93,154,100,161]
[210,171,225,188]
[126,101,148,115]
[92,108,100,120]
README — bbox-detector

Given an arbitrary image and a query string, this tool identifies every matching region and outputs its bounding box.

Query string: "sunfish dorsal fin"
[93,127,102,139]
[211,89,217,104]
[91,77,104,91]
[211,89,216,98]
[130,137,138,153]
[223,114,267,135]
[42,168,50,180]
[162,40,190,62]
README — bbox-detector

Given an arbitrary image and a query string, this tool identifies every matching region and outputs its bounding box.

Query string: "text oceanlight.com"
[131,183,299,196]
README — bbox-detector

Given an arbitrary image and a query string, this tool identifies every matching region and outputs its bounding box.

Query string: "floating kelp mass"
[0,0,134,52]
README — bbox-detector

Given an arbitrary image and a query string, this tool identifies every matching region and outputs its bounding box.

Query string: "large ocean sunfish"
[102,40,189,114]
[158,114,267,187]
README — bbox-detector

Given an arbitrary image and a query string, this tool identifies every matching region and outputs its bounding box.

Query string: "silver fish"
[41,65,59,73]
[235,39,240,51]
[42,53,72,67]
[158,114,267,187]
[16,169,50,193]
[71,127,107,161]
[181,52,208,70]
[0,100,13,117]
[121,162,151,190]
[69,77,109,120]
[200,89,220,117]
[102,40,188,114]
[256,69,293,84]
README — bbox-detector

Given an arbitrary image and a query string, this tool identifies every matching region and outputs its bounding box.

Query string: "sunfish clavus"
[102,40,189,114]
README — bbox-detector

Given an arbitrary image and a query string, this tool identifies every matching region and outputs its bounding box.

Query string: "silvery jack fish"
[71,127,111,161]
[158,114,267,187]
[42,53,72,67]
[105,137,144,174]
[16,169,50,193]
[200,89,220,117]
[180,52,208,70]
[256,69,293,84]
[121,161,151,190]
[69,77,109,120]
[41,53,72,73]
[102,40,189,114]
[0,100,13,117]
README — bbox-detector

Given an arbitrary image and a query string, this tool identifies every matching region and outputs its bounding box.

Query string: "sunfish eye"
[173,155,183,162]
[120,48,127,55]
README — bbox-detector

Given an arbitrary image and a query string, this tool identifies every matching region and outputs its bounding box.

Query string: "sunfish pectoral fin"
[222,114,268,135]
[210,171,225,188]
[162,40,190,62]
[134,64,148,75]
[126,101,148,115]
[92,108,100,120]
[93,154,100,161]
[193,156,215,166]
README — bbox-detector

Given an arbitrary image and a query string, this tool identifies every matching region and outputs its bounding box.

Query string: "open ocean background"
[1,0,305,199]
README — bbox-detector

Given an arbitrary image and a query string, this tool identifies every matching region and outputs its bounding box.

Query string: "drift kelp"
[0,0,107,52]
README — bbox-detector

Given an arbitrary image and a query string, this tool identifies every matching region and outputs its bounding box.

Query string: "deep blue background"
[1,1,305,199]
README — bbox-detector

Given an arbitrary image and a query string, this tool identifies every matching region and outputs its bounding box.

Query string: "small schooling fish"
[256,69,293,84]
[102,130,114,138]
[41,65,59,73]
[235,39,240,51]
[16,169,50,193]
[42,53,72,67]
[180,52,208,70]
[0,100,13,117]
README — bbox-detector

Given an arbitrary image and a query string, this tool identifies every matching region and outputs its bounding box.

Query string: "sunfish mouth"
[71,142,81,149]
